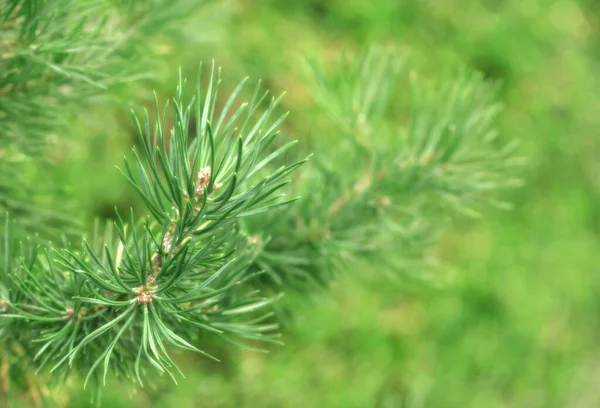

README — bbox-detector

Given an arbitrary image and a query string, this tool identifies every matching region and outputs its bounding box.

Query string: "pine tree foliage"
[0,46,521,401]
[1,63,306,398]
[242,48,523,291]
[0,0,210,241]
[0,0,209,150]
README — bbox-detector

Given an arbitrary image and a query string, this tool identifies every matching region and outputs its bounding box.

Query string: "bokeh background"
[13,0,600,407]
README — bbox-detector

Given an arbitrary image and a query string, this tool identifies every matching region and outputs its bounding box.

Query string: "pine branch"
[241,47,524,291]
[0,47,523,402]
[0,63,305,395]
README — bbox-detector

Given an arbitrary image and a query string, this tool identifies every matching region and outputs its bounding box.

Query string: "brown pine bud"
[196,167,212,195]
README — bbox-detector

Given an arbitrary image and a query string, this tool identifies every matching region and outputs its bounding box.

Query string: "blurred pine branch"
[243,48,524,292]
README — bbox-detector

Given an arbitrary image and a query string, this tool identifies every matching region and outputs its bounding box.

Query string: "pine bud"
[196,167,212,195]
[137,292,153,304]
[162,233,173,253]
[196,166,222,198]
[133,283,156,304]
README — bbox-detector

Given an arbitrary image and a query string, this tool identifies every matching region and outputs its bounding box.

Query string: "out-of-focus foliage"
[0,0,211,240]
[242,49,521,293]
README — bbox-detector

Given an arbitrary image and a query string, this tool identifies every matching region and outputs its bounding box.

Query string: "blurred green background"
[16,0,600,406]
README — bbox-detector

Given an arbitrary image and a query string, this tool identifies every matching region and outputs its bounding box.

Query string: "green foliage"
[0,64,306,397]
[0,48,519,400]
[0,0,210,241]
[1,0,117,152]
[243,48,521,292]
[169,3,598,407]
[0,2,529,406]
